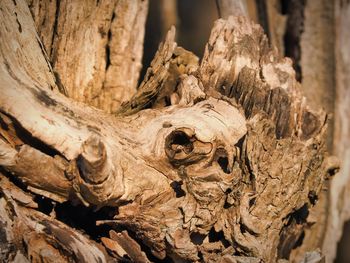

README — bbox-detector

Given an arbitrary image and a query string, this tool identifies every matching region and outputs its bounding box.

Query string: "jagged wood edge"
[197,16,332,261]
[199,16,327,141]
[0,174,115,262]
[116,27,200,116]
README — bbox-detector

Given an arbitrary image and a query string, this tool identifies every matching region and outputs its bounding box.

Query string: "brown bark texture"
[0,0,345,262]
[247,0,349,261]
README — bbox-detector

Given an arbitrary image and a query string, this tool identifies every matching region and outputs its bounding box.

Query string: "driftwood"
[0,0,340,262]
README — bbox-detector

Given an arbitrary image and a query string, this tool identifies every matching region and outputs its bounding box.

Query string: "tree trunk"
[0,0,345,262]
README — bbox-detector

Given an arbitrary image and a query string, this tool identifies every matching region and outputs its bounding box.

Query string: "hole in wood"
[223,188,234,209]
[165,130,194,161]
[214,148,231,174]
[217,156,230,174]
[170,180,186,198]
[34,195,54,216]
[190,232,206,245]
[208,227,230,248]
[308,191,318,205]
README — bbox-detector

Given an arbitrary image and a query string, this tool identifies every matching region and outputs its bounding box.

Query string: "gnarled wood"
[0,175,112,263]
[0,0,336,262]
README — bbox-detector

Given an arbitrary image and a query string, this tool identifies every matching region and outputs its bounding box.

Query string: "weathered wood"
[0,139,70,203]
[247,1,341,260]
[0,174,112,263]
[0,0,336,262]
[28,0,148,112]
[117,27,199,116]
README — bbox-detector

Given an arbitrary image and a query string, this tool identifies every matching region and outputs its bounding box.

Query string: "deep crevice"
[50,0,61,66]
[55,202,116,240]
[281,0,307,82]
[292,204,309,224]
[223,195,233,209]
[190,232,206,245]
[0,167,28,193]
[0,168,115,246]
[217,156,230,174]
[34,196,55,216]
[308,190,318,205]
[277,204,309,259]
[53,71,67,96]
[170,180,186,198]
[214,148,231,174]
[1,166,154,262]
[105,12,114,71]
[14,12,22,33]
[208,227,230,248]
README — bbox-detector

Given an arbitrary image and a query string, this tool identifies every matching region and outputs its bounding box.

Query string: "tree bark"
[0,0,342,262]
[247,0,349,261]
[27,0,148,112]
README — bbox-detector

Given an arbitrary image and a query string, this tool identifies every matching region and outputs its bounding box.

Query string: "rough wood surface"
[0,174,112,263]
[0,0,335,262]
[28,0,148,112]
[117,27,199,116]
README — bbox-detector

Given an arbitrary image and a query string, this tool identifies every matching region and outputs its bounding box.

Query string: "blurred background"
[142,0,350,262]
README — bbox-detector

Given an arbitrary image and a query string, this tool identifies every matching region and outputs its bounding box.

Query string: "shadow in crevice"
[277,204,309,260]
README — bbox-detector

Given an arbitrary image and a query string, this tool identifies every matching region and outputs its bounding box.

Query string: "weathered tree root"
[0,0,337,262]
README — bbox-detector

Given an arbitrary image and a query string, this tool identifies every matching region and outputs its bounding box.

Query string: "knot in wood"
[78,135,109,184]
